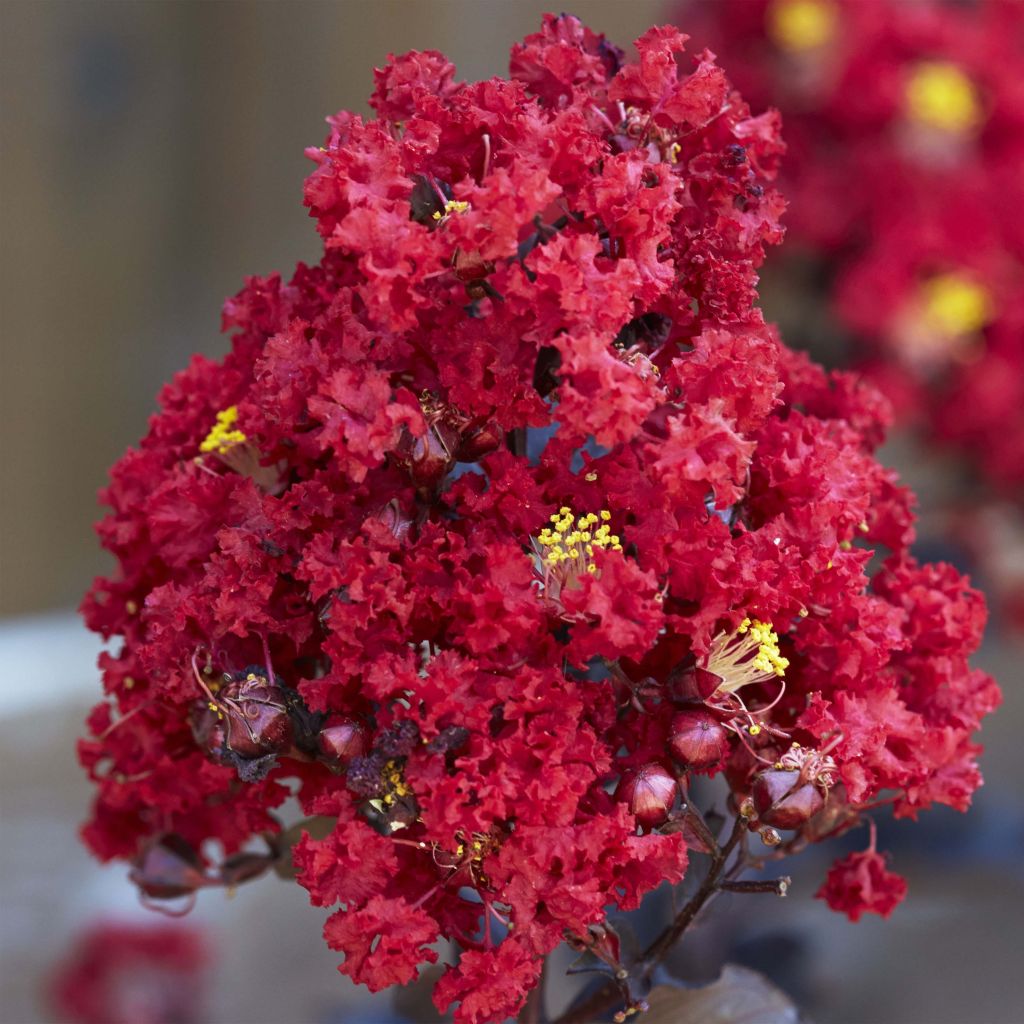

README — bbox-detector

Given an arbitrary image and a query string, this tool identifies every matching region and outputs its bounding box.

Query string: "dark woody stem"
[554,811,788,1024]
[518,955,548,1024]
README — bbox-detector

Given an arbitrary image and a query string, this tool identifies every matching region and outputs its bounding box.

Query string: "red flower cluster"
[79,16,999,1022]
[816,847,908,922]
[680,0,1024,495]
[49,921,208,1024]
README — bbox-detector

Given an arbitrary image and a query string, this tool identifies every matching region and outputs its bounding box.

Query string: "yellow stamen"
[705,617,789,697]
[200,406,246,455]
[381,759,411,805]
[431,199,470,221]
[921,272,992,337]
[533,506,623,589]
[767,0,837,52]
[905,62,981,134]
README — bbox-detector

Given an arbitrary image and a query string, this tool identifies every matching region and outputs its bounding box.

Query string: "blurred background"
[1,2,1020,1023]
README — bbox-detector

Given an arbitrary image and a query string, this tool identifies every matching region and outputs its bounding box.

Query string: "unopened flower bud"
[456,420,503,462]
[668,709,729,767]
[615,763,677,829]
[318,717,367,763]
[395,422,458,487]
[219,675,294,759]
[753,768,825,829]
[129,835,208,900]
[189,700,225,758]
[373,500,413,541]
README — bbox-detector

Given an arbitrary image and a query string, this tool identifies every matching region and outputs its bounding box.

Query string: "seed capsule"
[129,835,208,901]
[318,717,367,764]
[752,767,825,829]
[218,675,294,759]
[668,709,729,768]
[615,763,678,829]
[456,420,502,462]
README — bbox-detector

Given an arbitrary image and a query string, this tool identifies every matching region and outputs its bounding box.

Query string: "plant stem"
[553,813,750,1024]
[519,954,547,1024]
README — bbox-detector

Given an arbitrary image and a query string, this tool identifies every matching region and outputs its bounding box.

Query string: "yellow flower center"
[199,406,247,455]
[381,759,411,805]
[905,62,981,134]
[705,618,789,696]
[432,199,470,221]
[535,506,622,577]
[767,0,837,52]
[921,273,992,337]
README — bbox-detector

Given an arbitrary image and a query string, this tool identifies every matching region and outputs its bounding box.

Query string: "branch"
[554,812,751,1024]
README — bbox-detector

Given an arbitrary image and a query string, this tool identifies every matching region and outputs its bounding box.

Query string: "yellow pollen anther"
[905,61,981,134]
[667,142,682,164]
[200,406,247,455]
[381,759,411,805]
[431,199,470,221]
[704,617,789,697]
[767,0,837,52]
[585,471,598,481]
[921,272,992,337]
[748,724,762,736]
[533,505,624,589]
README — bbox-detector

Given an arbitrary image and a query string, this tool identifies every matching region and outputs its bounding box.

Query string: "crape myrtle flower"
[815,822,908,921]
[677,0,1024,503]
[79,15,999,1024]
[48,920,209,1024]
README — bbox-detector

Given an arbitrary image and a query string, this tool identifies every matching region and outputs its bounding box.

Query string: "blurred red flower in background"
[49,921,208,1024]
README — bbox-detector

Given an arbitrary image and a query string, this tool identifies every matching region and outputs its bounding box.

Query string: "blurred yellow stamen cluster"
[767,0,837,52]
[432,199,470,221]
[199,406,246,455]
[705,617,789,696]
[905,62,981,134]
[921,272,992,337]
[536,506,622,576]
[381,760,411,806]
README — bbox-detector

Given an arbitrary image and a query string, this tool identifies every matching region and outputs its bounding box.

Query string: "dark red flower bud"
[218,676,294,759]
[615,763,677,829]
[189,700,225,758]
[456,420,503,462]
[373,500,413,541]
[669,664,723,703]
[452,247,495,283]
[129,835,209,900]
[318,717,367,763]
[752,768,825,829]
[219,851,275,888]
[394,422,457,487]
[668,709,729,767]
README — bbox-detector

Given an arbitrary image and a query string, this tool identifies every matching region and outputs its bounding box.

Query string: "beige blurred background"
[1,4,1021,1024]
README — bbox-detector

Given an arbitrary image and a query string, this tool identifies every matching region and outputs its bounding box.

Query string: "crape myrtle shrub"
[80,16,1000,1024]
